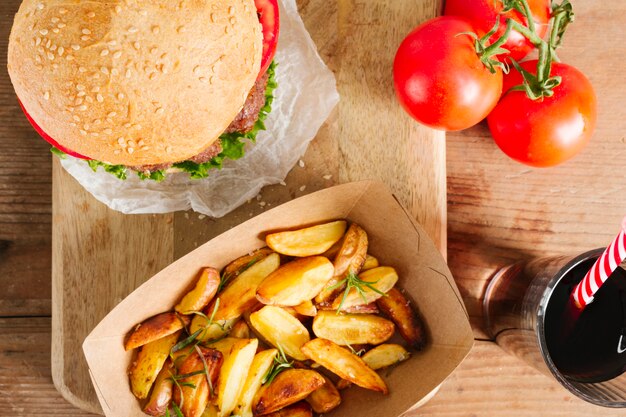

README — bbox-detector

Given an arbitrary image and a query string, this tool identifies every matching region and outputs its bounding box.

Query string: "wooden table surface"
[1,0,625,416]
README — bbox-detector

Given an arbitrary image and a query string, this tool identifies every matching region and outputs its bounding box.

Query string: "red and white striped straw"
[572,217,626,309]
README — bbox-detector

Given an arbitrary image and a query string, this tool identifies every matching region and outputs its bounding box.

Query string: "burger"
[8,0,279,180]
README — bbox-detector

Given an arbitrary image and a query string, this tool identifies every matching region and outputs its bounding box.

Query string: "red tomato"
[445,0,550,62]
[393,16,503,131]
[487,61,597,167]
[255,0,280,77]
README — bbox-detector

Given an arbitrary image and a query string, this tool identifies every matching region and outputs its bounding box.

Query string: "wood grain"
[447,0,626,338]
[49,0,446,412]
[4,318,623,417]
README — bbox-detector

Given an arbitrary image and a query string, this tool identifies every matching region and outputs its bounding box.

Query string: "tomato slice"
[18,100,90,159]
[255,0,279,77]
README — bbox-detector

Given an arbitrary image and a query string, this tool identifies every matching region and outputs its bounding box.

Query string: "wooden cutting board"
[51,0,445,413]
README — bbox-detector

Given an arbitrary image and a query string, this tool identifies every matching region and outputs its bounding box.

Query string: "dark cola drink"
[545,262,626,383]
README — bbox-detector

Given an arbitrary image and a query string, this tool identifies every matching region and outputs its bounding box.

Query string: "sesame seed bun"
[8,0,263,165]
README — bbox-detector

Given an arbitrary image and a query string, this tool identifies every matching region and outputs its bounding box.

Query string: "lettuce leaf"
[51,61,278,181]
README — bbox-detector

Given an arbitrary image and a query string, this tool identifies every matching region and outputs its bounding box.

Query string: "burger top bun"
[8,0,263,165]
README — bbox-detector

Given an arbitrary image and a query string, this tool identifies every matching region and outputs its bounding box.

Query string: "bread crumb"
[323,174,332,180]
[198,214,206,220]
[299,185,306,192]
[298,160,305,168]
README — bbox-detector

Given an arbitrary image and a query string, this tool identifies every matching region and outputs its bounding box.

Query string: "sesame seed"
[125,69,132,78]
[107,40,117,47]
[91,86,100,92]
[114,149,121,155]
[111,68,119,76]
[91,132,99,137]
[108,112,117,117]
[133,42,140,50]
[150,47,157,54]
[141,146,150,151]
[94,119,101,125]
[117,93,125,99]
[78,66,87,72]
[229,17,236,25]
[58,23,66,28]
[35,55,41,63]
[73,115,80,122]
[43,91,50,100]
[100,67,109,74]
[74,98,83,105]
[82,28,91,35]
[76,84,85,91]
[166,146,173,153]
[35,37,41,46]
[224,26,230,34]
[96,94,104,102]
[80,130,87,136]
[81,35,90,41]
[85,96,94,103]
[113,51,122,59]
[78,105,87,111]
[83,124,90,131]
[128,26,138,33]
[123,123,131,128]
[155,107,164,115]
[139,10,147,16]
[152,26,160,34]
[149,72,157,80]
[51,17,60,23]
[39,29,48,35]
[58,46,64,56]
[100,49,109,56]
[137,139,145,146]
[210,13,215,22]
[209,76,214,84]
[50,44,57,51]
[128,140,136,147]
[47,52,55,60]
[59,8,67,14]
[115,5,122,13]
[70,122,76,127]
[127,147,134,154]
[103,128,112,135]
[77,91,86,97]
[116,138,125,145]
[66,55,74,61]
[52,28,59,33]
[71,44,80,50]
[177,26,185,33]
[52,63,59,69]
[37,3,44,10]
[87,11,96,18]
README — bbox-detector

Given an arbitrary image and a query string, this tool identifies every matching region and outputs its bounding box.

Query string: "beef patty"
[131,72,270,174]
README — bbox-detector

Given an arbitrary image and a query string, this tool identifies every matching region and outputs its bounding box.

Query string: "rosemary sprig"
[168,370,187,411]
[171,403,184,417]
[194,344,215,397]
[218,258,260,293]
[345,342,366,357]
[327,272,386,313]
[262,344,293,385]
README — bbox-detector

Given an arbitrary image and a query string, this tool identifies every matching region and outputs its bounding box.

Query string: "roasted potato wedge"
[300,338,388,394]
[376,287,426,350]
[173,347,223,417]
[206,253,280,321]
[362,254,379,270]
[265,402,313,417]
[315,224,368,305]
[234,349,278,417]
[252,369,325,415]
[305,373,341,413]
[319,302,380,314]
[292,300,317,317]
[129,331,181,399]
[256,257,334,306]
[361,343,411,369]
[249,306,310,360]
[221,248,275,283]
[189,316,237,343]
[175,268,220,314]
[143,359,174,416]
[125,312,190,351]
[312,311,395,345]
[266,221,347,257]
[201,404,219,417]
[331,267,398,312]
[230,320,251,339]
[215,338,259,417]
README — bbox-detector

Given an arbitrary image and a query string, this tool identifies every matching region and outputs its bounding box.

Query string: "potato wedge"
[376,287,426,350]
[319,302,380,314]
[252,369,325,415]
[234,349,278,417]
[125,312,190,351]
[173,347,223,417]
[265,402,313,417]
[292,300,317,317]
[201,404,219,417]
[215,338,259,417]
[175,268,220,314]
[129,331,181,399]
[206,253,280,321]
[305,373,341,414]
[362,254,379,270]
[266,220,347,257]
[143,359,174,416]
[361,343,411,370]
[331,267,398,312]
[312,311,394,345]
[300,338,388,394]
[221,248,275,283]
[230,320,251,339]
[189,316,237,343]
[315,224,368,305]
[256,257,334,306]
[249,306,310,360]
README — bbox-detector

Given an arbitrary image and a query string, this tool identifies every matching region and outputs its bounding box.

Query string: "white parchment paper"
[59,0,339,217]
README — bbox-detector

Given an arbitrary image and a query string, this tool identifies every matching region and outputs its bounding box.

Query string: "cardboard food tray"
[83,180,473,417]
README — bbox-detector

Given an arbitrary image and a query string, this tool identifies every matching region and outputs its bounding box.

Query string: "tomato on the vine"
[487,61,597,167]
[444,0,550,62]
[393,16,503,131]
